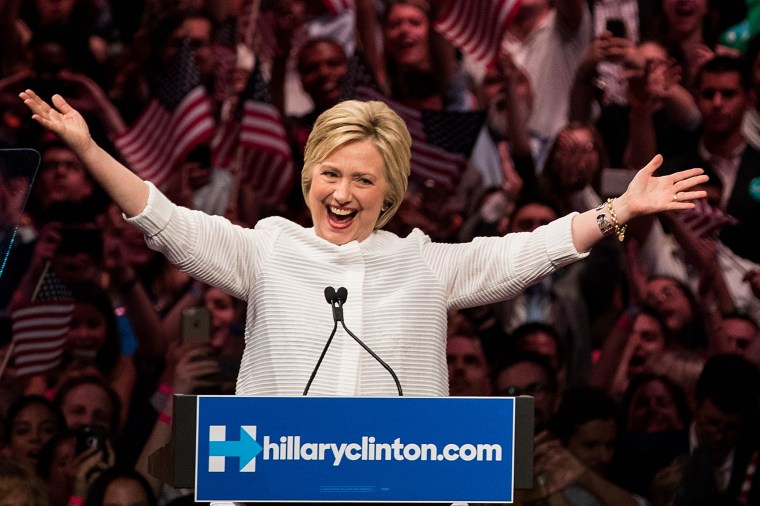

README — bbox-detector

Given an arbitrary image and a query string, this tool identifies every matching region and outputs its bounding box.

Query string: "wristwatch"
[597,213,614,236]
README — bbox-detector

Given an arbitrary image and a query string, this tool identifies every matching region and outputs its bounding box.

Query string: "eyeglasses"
[498,382,551,397]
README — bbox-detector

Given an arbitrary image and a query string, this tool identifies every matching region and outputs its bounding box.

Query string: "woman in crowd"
[1,395,65,472]
[36,429,115,506]
[611,373,692,500]
[19,88,707,397]
[644,275,708,351]
[0,456,50,506]
[379,0,472,111]
[52,282,136,430]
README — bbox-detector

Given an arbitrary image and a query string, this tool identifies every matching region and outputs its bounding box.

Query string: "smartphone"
[605,18,627,39]
[181,306,211,344]
[75,424,106,455]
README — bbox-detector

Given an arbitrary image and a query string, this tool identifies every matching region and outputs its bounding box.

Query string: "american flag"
[343,54,484,190]
[323,0,354,16]
[434,0,522,63]
[10,272,74,378]
[114,39,215,189]
[212,63,294,205]
[678,199,738,238]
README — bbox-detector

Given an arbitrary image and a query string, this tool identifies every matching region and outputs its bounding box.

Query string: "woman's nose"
[333,178,351,203]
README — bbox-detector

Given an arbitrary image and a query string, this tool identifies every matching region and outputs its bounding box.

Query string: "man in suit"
[661,55,760,264]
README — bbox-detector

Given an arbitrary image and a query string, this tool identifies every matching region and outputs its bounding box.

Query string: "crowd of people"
[1,0,760,505]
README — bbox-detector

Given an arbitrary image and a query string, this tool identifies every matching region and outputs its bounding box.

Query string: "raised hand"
[19,90,93,155]
[617,154,708,219]
[20,89,150,217]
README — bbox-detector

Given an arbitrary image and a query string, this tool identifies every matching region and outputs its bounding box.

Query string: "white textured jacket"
[128,182,586,397]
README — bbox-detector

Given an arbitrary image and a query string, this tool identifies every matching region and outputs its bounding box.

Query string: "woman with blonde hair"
[0,456,50,506]
[645,348,706,412]
[19,90,707,397]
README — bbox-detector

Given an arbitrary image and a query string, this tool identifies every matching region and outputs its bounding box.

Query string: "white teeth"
[330,207,354,216]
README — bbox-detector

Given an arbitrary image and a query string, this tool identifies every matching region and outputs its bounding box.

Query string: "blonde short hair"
[0,458,50,506]
[301,100,412,229]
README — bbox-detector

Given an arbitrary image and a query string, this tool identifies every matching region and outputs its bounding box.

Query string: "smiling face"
[627,379,685,432]
[298,40,348,111]
[383,3,431,69]
[307,140,388,245]
[65,303,107,362]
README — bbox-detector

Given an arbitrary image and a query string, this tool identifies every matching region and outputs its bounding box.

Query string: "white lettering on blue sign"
[208,427,502,473]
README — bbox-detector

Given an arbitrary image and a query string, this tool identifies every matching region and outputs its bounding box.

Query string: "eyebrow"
[320,164,377,179]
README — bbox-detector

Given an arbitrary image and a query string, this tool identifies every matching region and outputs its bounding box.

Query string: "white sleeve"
[422,212,587,309]
[125,181,276,300]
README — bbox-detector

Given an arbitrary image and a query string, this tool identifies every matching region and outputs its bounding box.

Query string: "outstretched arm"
[19,90,149,217]
[570,154,708,253]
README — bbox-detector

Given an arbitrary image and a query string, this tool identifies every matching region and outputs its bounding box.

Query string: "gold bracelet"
[606,198,627,242]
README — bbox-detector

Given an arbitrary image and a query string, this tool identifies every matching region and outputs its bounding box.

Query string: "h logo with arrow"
[208,425,263,473]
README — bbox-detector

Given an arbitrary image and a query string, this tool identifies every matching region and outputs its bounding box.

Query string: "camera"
[75,424,106,455]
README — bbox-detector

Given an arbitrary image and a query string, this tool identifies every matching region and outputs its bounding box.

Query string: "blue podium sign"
[195,396,515,503]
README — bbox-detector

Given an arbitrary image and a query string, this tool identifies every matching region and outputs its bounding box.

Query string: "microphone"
[324,286,344,322]
[303,287,341,396]
[304,286,403,396]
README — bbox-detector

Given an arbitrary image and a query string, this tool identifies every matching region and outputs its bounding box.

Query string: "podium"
[150,395,534,503]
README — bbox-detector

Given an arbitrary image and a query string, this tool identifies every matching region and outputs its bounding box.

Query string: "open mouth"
[327,206,357,227]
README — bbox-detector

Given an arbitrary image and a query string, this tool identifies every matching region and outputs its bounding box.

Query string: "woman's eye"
[13,426,30,436]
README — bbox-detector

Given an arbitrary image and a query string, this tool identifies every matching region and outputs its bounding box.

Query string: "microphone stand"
[303,287,403,396]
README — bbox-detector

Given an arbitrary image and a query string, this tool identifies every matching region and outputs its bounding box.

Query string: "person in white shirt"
[19,89,707,398]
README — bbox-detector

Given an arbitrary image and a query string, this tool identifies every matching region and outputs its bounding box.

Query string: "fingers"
[20,89,53,112]
[20,89,58,130]
[674,168,707,183]
[52,94,73,113]
[642,154,664,175]
[19,89,40,102]
[20,90,71,118]
[674,190,708,203]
